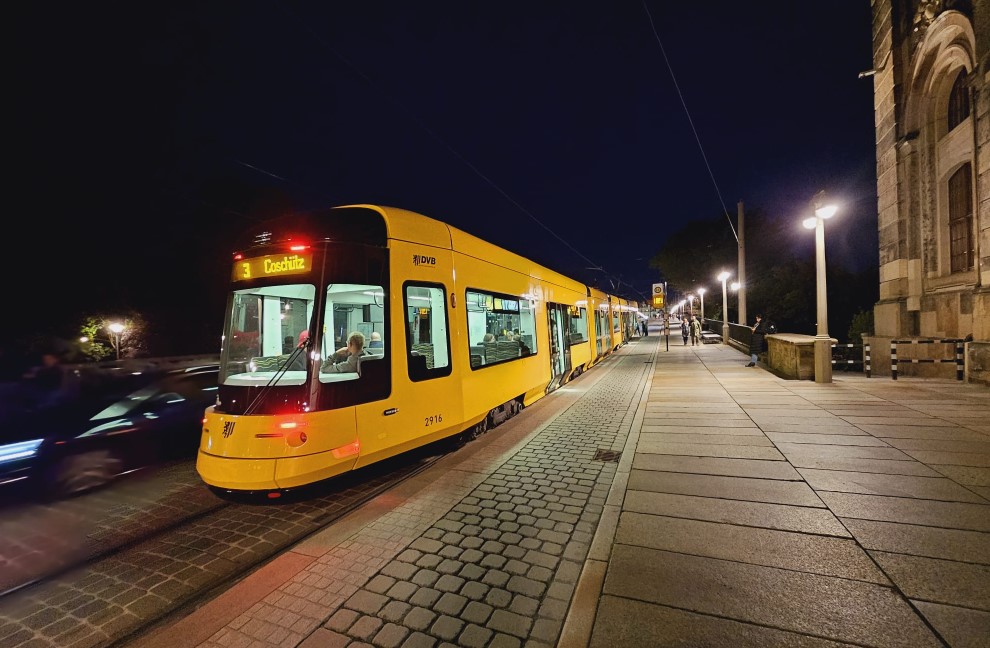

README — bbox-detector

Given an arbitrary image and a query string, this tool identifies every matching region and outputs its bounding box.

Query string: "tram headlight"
[0,439,44,465]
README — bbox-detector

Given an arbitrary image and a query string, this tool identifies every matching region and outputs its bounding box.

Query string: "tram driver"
[325,331,368,374]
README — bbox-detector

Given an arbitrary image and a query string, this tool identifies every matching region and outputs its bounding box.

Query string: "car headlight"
[0,439,44,465]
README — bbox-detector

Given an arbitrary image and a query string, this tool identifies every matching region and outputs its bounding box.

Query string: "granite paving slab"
[589,596,858,648]
[817,492,990,532]
[639,425,763,435]
[868,551,990,611]
[750,422,870,435]
[931,465,990,486]
[642,417,757,427]
[774,443,913,461]
[884,438,990,453]
[841,518,990,564]
[766,433,890,447]
[783,456,942,477]
[639,433,774,446]
[614,512,886,583]
[850,425,989,441]
[627,470,824,507]
[635,439,785,460]
[602,545,941,647]
[622,491,849,536]
[631,455,802,480]
[841,417,958,428]
[641,411,750,419]
[912,600,990,648]
[901,450,990,467]
[797,468,988,503]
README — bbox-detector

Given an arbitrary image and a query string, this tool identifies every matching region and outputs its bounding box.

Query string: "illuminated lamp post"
[108,322,125,361]
[803,191,837,384]
[686,294,695,318]
[697,288,706,323]
[718,271,731,344]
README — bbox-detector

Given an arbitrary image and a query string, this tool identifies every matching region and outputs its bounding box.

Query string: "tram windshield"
[221,283,316,386]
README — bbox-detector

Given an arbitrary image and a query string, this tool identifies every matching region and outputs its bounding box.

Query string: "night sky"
[10,1,877,355]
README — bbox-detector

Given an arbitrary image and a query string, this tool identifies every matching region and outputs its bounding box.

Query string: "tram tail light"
[331,439,361,459]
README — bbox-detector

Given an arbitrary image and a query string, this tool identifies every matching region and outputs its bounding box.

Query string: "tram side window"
[465,289,537,369]
[612,311,621,334]
[405,283,452,381]
[568,307,587,345]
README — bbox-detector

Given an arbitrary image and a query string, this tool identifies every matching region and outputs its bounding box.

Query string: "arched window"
[947,72,969,131]
[948,163,974,273]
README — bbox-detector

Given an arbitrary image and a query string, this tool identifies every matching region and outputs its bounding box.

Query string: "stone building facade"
[869,0,990,382]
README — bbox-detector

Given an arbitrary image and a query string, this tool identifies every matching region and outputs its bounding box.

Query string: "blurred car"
[0,363,218,498]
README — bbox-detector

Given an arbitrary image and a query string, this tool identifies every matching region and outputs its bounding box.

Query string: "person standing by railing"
[747,314,768,367]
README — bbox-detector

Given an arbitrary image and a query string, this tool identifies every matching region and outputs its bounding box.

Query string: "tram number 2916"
[425,414,443,427]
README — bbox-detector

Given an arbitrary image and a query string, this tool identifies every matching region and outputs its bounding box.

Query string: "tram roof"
[353,204,590,295]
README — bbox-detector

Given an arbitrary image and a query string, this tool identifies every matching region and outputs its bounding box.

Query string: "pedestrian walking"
[747,313,769,366]
[690,315,701,346]
[680,318,689,345]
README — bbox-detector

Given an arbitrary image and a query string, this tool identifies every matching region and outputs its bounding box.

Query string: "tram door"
[547,303,571,392]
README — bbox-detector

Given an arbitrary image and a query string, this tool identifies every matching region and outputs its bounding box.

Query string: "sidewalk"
[137,336,989,648]
[571,337,990,648]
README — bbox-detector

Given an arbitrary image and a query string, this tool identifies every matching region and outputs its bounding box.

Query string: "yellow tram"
[197,205,642,495]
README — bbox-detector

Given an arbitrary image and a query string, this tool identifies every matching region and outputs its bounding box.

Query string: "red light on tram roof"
[233,252,244,260]
[288,244,309,251]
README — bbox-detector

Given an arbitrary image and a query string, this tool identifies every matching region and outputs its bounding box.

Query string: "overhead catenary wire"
[271,1,643,298]
[641,1,739,243]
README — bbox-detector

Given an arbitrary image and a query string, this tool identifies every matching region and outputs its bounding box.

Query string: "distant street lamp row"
[683,190,836,381]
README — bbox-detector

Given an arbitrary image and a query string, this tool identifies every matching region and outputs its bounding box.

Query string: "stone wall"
[870,1,988,350]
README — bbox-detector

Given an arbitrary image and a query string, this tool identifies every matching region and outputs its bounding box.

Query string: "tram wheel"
[48,450,122,498]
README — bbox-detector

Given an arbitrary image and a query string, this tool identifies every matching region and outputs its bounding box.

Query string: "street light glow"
[815,204,837,219]
[717,271,730,282]
[803,217,818,229]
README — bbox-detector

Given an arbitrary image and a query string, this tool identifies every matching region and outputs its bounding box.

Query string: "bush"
[847,309,874,343]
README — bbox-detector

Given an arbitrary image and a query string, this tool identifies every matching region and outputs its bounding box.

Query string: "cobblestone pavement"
[0,449,440,647]
[0,462,223,594]
[132,339,655,648]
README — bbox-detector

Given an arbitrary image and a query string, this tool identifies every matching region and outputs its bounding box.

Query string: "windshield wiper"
[243,337,311,415]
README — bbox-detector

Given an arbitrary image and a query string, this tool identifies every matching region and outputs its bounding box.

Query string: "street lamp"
[108,322,125,361]
[803,191,837,383]
[686,294,695,317]
[697,288,706,323]
[718,271,731,344]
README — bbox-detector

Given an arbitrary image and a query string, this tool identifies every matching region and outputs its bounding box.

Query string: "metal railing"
[831,343,863,371]
[890,338,964,381]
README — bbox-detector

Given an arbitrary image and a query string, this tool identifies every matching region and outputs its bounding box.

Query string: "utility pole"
[737,201,747,325]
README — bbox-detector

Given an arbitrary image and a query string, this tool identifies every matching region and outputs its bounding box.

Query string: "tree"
[77,312,149,360]
[77,317,114,362]
[648,208,877,337]
[648,215,735,293]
